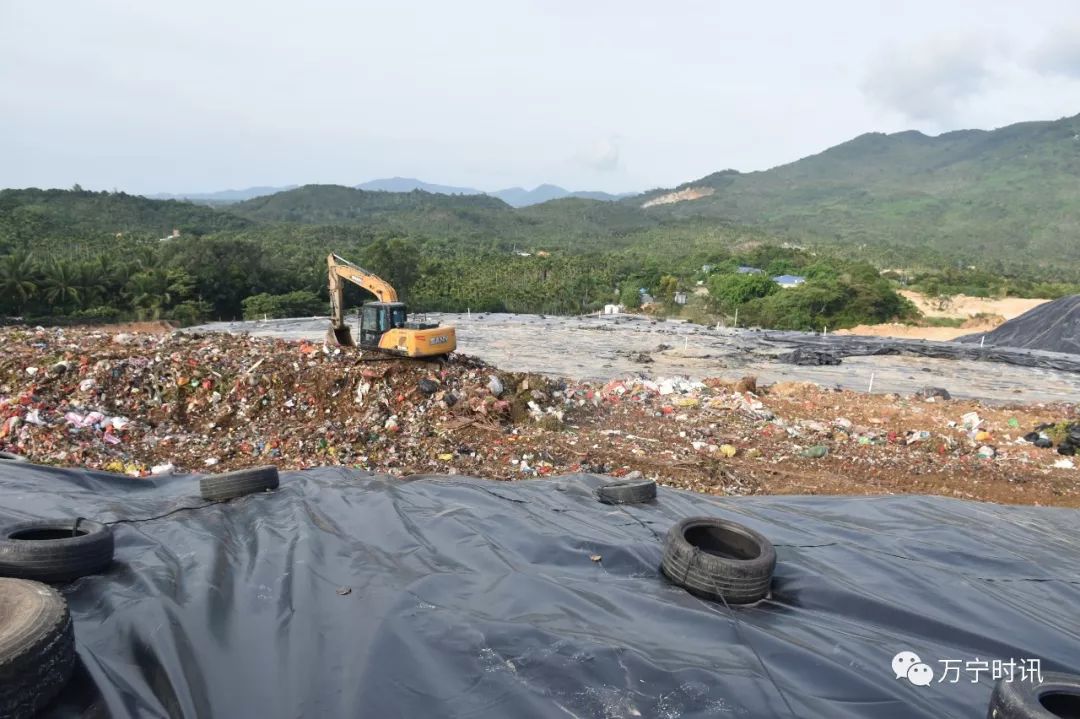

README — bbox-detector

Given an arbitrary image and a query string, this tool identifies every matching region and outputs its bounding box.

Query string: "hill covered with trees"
[635,113,1080,272]
[4,113,1080,327]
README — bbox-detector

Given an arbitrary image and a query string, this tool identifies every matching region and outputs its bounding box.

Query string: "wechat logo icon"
[893,651,934,687]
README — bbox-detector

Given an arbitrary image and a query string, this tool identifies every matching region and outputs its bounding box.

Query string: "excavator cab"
[359,302,407,347]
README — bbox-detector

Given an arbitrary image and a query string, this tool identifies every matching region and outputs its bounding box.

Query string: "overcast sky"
[2,0,1079,195]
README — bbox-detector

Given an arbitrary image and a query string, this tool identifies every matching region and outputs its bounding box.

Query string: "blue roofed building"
[772,274,806,288]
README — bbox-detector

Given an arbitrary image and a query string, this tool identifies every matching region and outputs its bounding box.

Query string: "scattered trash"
[0,326,1075,502]
[916,387,951,401]
[1054,458,1075,469]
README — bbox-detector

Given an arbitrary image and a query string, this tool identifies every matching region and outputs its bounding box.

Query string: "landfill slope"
[957,294,1080,354]
[2,326,1079,507]
[6,466,1078,719]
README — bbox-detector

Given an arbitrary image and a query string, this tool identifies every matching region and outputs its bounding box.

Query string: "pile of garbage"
[1,327,1078,506]
[0,327,579,477]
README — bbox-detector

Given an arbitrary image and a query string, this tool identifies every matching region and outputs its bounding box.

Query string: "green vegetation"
[636,113,1080,276]
[708,273,778,311]
[242,290,326,320]
[7,110,1080,333]
[699,251,918,330]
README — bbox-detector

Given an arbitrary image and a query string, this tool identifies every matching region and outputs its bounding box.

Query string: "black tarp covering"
[956,295,1080,355]
[1,464,1078,719]
[760,330,1080,372]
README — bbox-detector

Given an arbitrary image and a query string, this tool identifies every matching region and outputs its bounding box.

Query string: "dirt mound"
[900,291,1048,320]
[836,324,972,341]
[960,313,1005,329]
[90,320,178,334]
[957,295,1080,355]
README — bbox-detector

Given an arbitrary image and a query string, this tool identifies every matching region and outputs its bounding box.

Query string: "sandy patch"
[901,290,1048,319]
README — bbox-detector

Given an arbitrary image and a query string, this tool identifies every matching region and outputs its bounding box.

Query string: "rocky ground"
[2,327,1079,507]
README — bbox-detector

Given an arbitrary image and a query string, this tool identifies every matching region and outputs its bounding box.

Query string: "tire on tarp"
[199,465,280,501]
[661,516,776,605]
[0,577,76,718]
[597,478,657,505]
[0,519,114,583]
[987,672,1080,719]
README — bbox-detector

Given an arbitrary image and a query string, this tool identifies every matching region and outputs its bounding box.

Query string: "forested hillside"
[5,113,1080,328]
[637,113,1080,271]
[230,185,510,224]
[2,186,910,329]
[0,188,250,249]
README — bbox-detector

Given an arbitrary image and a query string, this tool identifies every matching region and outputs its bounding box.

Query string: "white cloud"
[860,36,999,124]
[579,137,620,172]
[1030,24,1080,78]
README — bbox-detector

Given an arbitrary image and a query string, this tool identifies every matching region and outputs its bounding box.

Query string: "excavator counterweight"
[326,253,456,357]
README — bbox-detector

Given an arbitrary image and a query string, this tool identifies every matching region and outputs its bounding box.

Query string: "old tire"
[0,519,114,583]
[661,517,776,605]
[988,672,1080,718]
[597,478,657,504]
[0,578,76,718]
[0,452,28,462]
[199,465,279,501]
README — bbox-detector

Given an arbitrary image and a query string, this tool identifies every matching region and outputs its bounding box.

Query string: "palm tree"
[41,260,81,311]
[124,270,171,319]
[0,253,37,313]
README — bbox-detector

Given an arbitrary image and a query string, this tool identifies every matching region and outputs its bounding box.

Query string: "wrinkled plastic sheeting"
[0,464,1077,719]
[761,330,1080,372]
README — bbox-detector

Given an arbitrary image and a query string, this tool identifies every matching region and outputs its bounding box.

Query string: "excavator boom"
[327,253,398,345]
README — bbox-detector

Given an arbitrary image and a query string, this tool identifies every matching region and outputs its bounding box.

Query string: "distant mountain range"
[352,178,634,207]
[48,111,1080,273]
[490,184,630,207]
[354,177,480,195]
[149,178,631,208]
[147,186,297,203]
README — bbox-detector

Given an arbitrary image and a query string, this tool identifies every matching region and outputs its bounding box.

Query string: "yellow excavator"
[326,253,456,357]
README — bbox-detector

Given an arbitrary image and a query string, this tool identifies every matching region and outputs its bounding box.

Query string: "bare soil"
[900,291,1048,319]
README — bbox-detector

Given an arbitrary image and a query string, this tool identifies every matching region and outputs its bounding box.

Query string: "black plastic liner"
[1,464,1078,718]
[956,295,1080,355]
[762,330,1080,372]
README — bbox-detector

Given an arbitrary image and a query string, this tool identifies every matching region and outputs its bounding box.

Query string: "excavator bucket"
[327,325,355,346]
